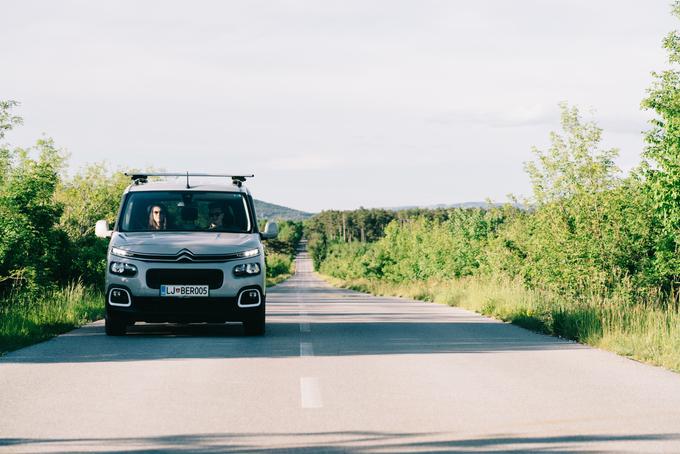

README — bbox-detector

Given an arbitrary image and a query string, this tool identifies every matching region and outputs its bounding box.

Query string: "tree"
[0,137,69,290]
[525,103,619,206]
[0,100,22,141]
[56,163,130,285]
[641,1,680,283]
[518,104,650,296]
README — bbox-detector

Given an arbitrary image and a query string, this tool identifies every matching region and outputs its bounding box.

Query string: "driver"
[208,203,225,230]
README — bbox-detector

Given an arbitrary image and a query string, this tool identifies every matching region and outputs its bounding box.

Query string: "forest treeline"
[306,5,680,370]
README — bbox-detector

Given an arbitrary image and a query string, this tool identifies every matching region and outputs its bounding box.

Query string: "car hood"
[110,232,260,256]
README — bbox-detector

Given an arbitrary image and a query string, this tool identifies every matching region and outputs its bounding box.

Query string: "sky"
[1,0,676,212]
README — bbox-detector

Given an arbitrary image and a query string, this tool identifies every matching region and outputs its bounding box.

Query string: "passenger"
[148,205,167,230]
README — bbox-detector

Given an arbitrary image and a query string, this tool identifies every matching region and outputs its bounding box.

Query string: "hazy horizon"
[2,1,675,212]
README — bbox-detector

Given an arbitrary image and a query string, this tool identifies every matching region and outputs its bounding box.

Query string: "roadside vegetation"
[306,5,680,372]
[0,101,302,354]
[263,220,303,286]
[0,283,104,353]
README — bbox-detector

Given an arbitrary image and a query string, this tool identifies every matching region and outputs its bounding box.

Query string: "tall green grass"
[0,283,104,355]
[321,274,680,372]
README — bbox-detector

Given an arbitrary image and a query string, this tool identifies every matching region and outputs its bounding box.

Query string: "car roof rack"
[124,172,254,188]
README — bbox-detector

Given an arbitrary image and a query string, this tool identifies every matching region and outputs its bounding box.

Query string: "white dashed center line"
[296,276,321,408]
[300,342,314,357]
[297,291,311,333]
[300,377,323,408]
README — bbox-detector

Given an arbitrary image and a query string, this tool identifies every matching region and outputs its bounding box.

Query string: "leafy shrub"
[266,253,292,278]
[56,163,130,287]
[0,138,69,293]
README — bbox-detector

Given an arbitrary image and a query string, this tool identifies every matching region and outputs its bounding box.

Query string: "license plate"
[160,284,209,298]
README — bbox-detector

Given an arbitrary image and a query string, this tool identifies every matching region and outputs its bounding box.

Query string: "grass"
[0,282,105,355]
[266,274,291,287]
[320,274,680,373]
[266,257,296,287]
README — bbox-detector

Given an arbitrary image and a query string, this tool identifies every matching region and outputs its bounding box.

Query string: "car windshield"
[119,191,252,233]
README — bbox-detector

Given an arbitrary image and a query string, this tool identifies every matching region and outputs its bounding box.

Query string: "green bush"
[56,163,130,287]
[263,220,303,257]
[266,253,293,278]
[0,138,69,293]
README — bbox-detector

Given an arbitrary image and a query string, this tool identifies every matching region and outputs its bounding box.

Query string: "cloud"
[427,105,557,129]
[262,153,346,171]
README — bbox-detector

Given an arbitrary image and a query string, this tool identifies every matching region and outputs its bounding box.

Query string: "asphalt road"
[2,252,680,453]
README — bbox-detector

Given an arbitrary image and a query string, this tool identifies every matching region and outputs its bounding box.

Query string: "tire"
[243,316,265,336]
[105,313,127,336]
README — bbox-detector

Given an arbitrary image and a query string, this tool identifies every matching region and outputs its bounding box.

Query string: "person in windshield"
[208,202,225,230]
[208,202,237,230]
[148,204,167,230]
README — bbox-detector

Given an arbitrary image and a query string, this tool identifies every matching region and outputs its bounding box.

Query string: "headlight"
[109,261,138,276]
[233,262,261,276]
[111,247,132,258]
[238,248,260,258]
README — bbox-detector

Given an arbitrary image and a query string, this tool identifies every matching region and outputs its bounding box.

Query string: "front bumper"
[106,284,265,323]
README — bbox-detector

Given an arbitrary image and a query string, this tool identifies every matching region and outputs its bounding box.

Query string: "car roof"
[126,181,250,195]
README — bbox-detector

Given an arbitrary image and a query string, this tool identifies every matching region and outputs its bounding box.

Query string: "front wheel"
[105,313,127,336]
[243,316,265,336]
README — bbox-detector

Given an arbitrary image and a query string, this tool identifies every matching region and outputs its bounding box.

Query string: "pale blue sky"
[1,1,675,212]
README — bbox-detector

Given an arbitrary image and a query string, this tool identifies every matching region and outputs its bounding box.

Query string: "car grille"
[146,269,224,289]
[123,250,247,263]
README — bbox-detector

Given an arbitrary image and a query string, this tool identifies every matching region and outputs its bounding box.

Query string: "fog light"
[238,289,261,307]
[109,288,131,307]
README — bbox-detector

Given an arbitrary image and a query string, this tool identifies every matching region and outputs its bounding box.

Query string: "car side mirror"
[95,220,113,239]
[260,221,278,240]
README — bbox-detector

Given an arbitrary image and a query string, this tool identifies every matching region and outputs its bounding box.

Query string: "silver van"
[94,173,278,336]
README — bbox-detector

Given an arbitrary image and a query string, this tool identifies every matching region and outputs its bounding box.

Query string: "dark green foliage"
[307,231,328,270]
[318,241,375,280]
[305,208,396,244]
[266,253,292,278]
[484,105,660,297]
[56,164,130,287]
[317,207,512,283]
[263,220,304,257]
[0,138,69,292]
[304,208,397,269]
[641,0,680,288]
[259,220,303,280]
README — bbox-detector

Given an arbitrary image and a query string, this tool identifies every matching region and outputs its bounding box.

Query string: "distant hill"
[254,199,313,221]
[252,200,524,220]
[386,201,525,211]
